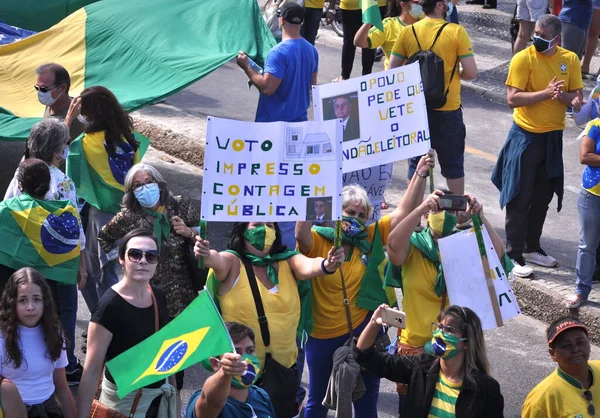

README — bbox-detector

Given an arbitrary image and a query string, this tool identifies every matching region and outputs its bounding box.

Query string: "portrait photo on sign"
[306,196,333,222]
[323,93,361,142]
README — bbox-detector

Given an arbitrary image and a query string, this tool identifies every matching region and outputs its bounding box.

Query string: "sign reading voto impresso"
[201,117,343,222]
[312,62,430,172]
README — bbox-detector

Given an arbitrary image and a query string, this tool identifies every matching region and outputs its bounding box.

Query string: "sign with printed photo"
[201,116,343,222]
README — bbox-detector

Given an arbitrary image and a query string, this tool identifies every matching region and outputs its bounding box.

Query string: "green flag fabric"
[360,0,384,31]
[106,290,234,398]
[0,0,276,141]
[0,194,81,284]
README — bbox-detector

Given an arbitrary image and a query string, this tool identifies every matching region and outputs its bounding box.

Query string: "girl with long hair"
[0,267,76,418]
[354,304,504,417]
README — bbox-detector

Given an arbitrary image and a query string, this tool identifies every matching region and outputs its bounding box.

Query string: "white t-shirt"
[0,324,68,404]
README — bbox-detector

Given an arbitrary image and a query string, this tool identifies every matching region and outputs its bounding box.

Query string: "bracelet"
[189,228,196,239]
[321,258,336,275]
[416,171,428,179]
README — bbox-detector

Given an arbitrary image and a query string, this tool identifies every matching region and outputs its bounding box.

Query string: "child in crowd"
[0,267,76,418]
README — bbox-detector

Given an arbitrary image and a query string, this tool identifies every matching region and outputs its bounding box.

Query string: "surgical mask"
[342,216,366,238]
[77,114,90,125]
[532,35,557,53]
[244,224,276,251]
[231,354,261,389]
[427,211,458,237]
[424,329,466,360]
[38,90,58,106]
[134,182,160,208]
[61,145,69,160]
[409,4,423,18]
[446,1,453,18]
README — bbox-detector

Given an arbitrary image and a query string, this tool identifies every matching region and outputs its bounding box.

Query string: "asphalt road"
[0,31,597,417]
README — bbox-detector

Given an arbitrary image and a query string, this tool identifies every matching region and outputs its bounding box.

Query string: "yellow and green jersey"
[428,372,461,418]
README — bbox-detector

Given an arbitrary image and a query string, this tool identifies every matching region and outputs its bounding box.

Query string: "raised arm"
[354,23,373,49]
[295,221,313,254]
[194,237,237,282]
[387,191,441,266]
[287,247,345,280]
[236,52,282,96]
[388,152,434,230]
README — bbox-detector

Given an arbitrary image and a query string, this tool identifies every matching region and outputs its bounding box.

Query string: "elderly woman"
[3,119,86,385]
[194,222,344,418]
[295,154,433,418]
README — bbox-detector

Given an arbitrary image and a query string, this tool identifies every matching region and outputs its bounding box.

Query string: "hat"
[277,3,304,24]
[547,318,588,345]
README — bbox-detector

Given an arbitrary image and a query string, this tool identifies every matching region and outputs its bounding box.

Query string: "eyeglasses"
[432,322,463,336]
[133,181,156,192]
[584,390,596,417]
[127,248,159,264]
[34,84,58,93]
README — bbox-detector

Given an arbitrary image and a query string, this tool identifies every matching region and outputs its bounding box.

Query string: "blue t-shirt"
[583,122,600,196]
[186,386,276,418]
[255,38,319,123]
[558,0,593,30]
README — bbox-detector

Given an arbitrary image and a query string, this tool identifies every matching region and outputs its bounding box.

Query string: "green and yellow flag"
[0,0,276,141]
[66,131,149,213]
[0,194,81,284]
[106,290,234,398]
[360,0,384,32]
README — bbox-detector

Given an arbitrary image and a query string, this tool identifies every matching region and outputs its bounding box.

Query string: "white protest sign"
[342,163,393,222]
[201,117,343,222]
[312,62,430,173]
[438,226,521,330]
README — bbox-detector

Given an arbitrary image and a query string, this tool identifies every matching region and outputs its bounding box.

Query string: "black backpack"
[406,23,458,111]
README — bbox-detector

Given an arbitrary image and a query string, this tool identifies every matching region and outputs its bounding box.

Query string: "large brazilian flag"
[0,194,81,284]
[0,0,276,141]
[106,290,233,398]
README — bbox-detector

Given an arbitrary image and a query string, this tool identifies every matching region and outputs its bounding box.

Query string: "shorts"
[517,0,548,22]
[408,108,466,180]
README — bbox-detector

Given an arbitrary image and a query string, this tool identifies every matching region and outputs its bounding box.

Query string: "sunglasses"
[584,390,596,417]
[126,248,159,264]
[34,84,58,93]
[432,322,463,336]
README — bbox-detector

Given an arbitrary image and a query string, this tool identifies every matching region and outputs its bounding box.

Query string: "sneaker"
[66,363,84,386]
[566,106,574,117]
[523,249,559,267]
[565,294,586,309]
[512,257,534,278]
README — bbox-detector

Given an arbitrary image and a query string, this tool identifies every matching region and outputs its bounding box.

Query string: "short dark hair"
[227,223,287,256]
[226,322,255,345]
[35,63,71,93]
[421,0,441,15]
[118,228,158,260]
[17,158,50,199]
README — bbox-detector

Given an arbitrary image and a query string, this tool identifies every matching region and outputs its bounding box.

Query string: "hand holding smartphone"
[380,307,407,329]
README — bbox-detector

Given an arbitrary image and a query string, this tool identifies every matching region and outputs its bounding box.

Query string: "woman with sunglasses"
[77,228,175,418]
[353,304,504,417]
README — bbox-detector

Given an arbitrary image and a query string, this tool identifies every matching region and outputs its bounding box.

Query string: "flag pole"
[197,220,207,270]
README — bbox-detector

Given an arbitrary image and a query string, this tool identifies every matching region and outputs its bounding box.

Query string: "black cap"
[547,318,588,345]
[277,3,304,24]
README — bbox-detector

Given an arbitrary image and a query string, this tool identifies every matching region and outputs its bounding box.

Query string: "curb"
[462,80,507,106]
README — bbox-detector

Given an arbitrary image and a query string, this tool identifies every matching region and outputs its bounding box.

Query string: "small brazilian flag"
[106,290,234,398]
[360,0,384,32]
[0,194,81,284]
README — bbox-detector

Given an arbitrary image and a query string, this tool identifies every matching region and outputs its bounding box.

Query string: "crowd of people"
[0,0,597,417]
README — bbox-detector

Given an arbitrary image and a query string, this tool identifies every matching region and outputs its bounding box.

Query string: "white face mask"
[61,145,69,160]
[409,4,423,18]
[77,114,90,125]
[38,90,57,106]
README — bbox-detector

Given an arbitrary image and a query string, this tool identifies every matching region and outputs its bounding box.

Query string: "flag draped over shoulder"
[66,132,149,213]
[106,290,233,398]
[0,194,81,284]
[0,0,276,141]
[360,0,384,32]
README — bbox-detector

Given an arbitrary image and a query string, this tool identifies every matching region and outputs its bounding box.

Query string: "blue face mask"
[134,183,160,208]
[446,1,454,18]
[342,216,366,238]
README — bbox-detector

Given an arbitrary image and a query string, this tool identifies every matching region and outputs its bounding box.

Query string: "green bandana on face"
[424,329,466,360]
[428,211,458,237]
[244,225,276,251]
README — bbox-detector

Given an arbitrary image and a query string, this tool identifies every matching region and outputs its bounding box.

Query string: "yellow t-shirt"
[399,244,443,347]
[368,17,407,70]
[391,18,474,111]
[341,0,386,10]
[506,45,583,133]
[218,259,300,369]
[428,373,461,418]
[305,215,391,339]
[522,360,600,418]
[305,0,324,8]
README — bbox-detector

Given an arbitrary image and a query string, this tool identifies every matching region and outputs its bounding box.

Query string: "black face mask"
[532,35,557,53]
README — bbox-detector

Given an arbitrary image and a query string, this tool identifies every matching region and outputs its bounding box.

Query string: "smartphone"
[438,195,468,211]
[380,308,407,329]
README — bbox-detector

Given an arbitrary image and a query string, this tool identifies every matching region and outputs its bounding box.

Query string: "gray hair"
[35,63,71,92]
[122,163,171,210]
[27,118,69,164]
[537,14,562,38]
[341,184,373,218]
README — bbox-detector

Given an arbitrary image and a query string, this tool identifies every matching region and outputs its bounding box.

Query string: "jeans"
[296,338,307,404]
[56,283,79,372]
[576,189,600,299]
[304,315,380,418]
[340,7,385,79]
[80,260,120,311]
[302,7,323,45]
